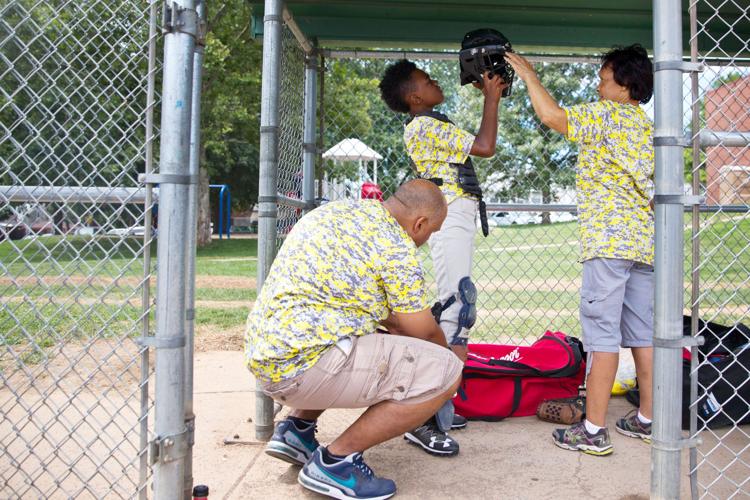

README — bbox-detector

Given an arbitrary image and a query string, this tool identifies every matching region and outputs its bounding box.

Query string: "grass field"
[1,213,748,363]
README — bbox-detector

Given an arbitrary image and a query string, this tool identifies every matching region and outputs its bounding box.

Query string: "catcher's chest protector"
[454,331,586,420]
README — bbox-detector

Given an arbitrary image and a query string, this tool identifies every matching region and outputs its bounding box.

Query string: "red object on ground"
[360,182,383,201]
[453,331,586,420]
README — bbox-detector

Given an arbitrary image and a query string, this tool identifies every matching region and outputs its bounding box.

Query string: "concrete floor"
[192,351,749,500]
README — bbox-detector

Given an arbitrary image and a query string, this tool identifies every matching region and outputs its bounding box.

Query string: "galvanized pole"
[183,1,206,498]
[317,53,326,199]
[138,2,159,498]
[303,52,318,211]
[651,0,687,498]
[255,0,283,441]
[688,2,701,498]
[153,0,197,497]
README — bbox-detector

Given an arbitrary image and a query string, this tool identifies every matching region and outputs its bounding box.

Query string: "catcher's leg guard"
[451,276,477,346]
[431,277,477,347]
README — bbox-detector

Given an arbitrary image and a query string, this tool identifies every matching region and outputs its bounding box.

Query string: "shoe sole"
[450,422,467,430]
[298,468,395,500]
[403,433,459,456]
[552,436,613,456]
[265,441,310,466]
[615,426,652,444]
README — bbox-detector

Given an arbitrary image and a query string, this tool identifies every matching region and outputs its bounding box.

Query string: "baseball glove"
[536,395,586,425]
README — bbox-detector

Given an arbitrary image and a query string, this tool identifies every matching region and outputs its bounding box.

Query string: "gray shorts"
[579,258,654,353]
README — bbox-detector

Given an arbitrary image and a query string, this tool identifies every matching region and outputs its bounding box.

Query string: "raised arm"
[470,72,506,157]
[504,52,568,135]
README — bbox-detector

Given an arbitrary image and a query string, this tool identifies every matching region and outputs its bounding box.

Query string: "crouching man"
[245,179,463,500]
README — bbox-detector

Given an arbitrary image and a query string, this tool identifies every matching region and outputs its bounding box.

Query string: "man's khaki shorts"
[260,334,462,409]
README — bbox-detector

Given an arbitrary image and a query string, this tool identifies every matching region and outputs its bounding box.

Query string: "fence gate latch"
[149,428,189,466]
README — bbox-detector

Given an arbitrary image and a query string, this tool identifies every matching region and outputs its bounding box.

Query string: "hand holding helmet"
[472,71,508,101]
[503,52,538,85]
[459,28,515,97]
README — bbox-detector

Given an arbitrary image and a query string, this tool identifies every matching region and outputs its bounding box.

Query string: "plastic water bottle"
[612,358,637,396]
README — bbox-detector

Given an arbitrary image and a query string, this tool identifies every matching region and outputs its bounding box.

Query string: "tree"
[2,1,155,229]
[323,58,601,220]
[197,1,262,246]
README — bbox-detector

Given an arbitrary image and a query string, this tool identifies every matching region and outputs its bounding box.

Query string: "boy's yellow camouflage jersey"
[565,100,655,265]
[245,200,429,383]
[404,116,476,204]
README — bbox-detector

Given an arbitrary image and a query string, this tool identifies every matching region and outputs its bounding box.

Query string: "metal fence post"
[687,3,701,498]
[255,0,283,441]
[139,2,160,498]
[153,0,196,496]
[303,52,318,210]
[651,1,687,498]
[183,1,206,498]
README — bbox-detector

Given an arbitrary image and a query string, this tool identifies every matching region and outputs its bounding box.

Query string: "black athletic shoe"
[451,413,467,430]
[404,421,459,456]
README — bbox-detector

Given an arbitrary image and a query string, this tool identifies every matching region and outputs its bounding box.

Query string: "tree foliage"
[201,1,263,207]
[322,57,600,214]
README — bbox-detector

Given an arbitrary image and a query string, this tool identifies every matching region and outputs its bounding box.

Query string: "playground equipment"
[209,184,231,239]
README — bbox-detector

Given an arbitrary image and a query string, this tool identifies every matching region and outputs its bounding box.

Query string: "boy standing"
[505,45,655,455]
[379,60,505,456]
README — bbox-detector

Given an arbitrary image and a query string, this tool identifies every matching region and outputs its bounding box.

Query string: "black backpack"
[627,315,750,429]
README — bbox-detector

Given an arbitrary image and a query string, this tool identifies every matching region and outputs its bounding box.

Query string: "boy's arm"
[470,72,506,158]
[504,52,568,135]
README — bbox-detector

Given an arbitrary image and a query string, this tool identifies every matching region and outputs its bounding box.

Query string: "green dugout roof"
[251,1,749,56]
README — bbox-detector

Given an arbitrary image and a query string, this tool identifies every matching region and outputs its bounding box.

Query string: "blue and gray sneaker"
[298,447,397,500]
[265,418,320,466]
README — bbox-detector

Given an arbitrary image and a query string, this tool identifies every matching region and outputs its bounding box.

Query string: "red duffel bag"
[453,331,586,420]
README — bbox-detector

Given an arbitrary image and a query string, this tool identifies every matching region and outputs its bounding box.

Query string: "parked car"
[486,211,512,227]
[509,212,540,225]
[0,203,54,240]
[550,211,578,223]
[482,211,541,228]
[105,225,154,237]
[0,220,27,241]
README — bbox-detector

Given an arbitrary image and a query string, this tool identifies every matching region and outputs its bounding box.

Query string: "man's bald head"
[389,179,447,219]
[384,179,447,246]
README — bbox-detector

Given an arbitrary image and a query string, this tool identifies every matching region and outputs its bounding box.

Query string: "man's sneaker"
[265,418,320,466]
[615,411,652,443]
[404,420,459,456]
[552,421,613,456]
[298,447,396,500]
[451,413,467,430]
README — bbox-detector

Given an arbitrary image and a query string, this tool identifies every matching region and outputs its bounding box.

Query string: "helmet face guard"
[459,29,515,97]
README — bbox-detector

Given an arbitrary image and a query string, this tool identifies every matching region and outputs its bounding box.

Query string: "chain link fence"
[316,28,748,500]
[687,1,750,497]
[319,54,598,344]
[274,26,306,244]
[1,0,159,497]
[3,0,747,496]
